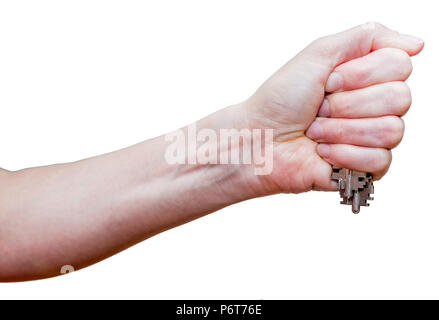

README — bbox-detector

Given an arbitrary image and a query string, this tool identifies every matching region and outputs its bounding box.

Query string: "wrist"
[159,102,273,209]
[193,102,276,199]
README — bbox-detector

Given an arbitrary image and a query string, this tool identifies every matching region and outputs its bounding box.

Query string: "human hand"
[243,23,424,194]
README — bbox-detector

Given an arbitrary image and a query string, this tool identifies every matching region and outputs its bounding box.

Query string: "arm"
[0,104,264,282]
[0,23,423,281]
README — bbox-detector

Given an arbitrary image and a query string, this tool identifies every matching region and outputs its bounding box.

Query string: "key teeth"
[338,179,345,190]
[331,167,375,214]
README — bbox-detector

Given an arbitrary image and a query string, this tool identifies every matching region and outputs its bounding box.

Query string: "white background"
[0,0,437,299]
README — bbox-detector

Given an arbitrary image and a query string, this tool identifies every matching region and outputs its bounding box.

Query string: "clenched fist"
[244,22,424,194]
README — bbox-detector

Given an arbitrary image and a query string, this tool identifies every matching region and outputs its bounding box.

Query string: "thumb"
[300,22,424,71]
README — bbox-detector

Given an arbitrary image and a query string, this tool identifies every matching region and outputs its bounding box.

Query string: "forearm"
[0,103,260,281]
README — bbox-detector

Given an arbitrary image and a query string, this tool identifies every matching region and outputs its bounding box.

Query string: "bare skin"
[0,23,424,281]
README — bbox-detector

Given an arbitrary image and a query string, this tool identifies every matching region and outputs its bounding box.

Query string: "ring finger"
[306,116,405,149]
[318,81,412,118]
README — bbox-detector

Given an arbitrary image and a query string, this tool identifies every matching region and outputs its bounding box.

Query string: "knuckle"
[330,93,350,117]
[374,149,392,173]
[354,63,370,84]
[333,120,345,142]
[360,21,384,32]
[371,21,385,29]
[392,49,413,77]
[372,149,392,179]
[391,81,412,115]
[381,116,405,148]
[320,118,342,142]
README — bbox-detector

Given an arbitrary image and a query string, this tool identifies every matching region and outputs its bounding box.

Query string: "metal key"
[331,167,374,214]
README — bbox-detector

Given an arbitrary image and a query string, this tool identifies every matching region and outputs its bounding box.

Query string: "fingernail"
[306,121,322,140]
[317,143,330,158]
[400,34,424,46]
[325,72,343,92]
[318,98,330,117]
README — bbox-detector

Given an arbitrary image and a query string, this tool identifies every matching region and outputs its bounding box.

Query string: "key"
[331,167,374,214]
